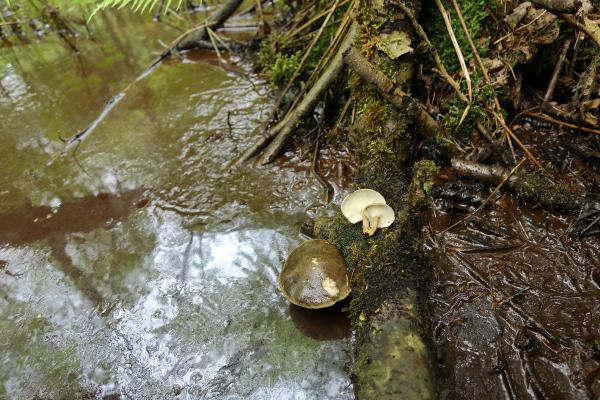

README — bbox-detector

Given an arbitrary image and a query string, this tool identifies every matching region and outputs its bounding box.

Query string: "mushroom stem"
[361,212,380,236]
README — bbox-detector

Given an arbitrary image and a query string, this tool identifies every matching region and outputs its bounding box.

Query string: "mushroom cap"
[363,203,395,228]
[341,189,387,224]
[279,239,351,309]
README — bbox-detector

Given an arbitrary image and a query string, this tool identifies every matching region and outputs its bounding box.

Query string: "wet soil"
[0,10,353,399]
[428,124,600,399]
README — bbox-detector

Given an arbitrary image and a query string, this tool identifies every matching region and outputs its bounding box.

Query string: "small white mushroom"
[341,189,387,224]
[341,189,394,235]
[361,203,395,236]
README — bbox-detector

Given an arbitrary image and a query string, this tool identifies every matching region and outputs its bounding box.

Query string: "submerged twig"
[433,0,472,128]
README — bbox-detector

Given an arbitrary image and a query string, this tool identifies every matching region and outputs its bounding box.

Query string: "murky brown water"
[429,155,600,398]
[0,10,353,399]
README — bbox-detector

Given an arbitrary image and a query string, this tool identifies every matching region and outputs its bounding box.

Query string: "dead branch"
[451,158,518,185]
[255,22,358,165]
[441,158,526,233]
[529,0,600,47]
[451,158,584,211]
[530,0,591,13]
[176,0,245,51]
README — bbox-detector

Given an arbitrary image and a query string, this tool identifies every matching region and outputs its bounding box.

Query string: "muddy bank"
[429,198,600,399]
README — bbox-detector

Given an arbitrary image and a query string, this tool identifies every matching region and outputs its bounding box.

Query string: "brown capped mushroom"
[279,239,351,309]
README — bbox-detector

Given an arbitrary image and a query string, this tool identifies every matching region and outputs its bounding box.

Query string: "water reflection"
[0,9,353,399]
[289,299,352,341]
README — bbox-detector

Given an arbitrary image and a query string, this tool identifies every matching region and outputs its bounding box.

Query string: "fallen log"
[451,158,584,212]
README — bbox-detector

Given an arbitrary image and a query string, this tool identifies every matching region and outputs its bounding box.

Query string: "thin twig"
[543,38,572,103]
[285,1,354,114]
[492,10,548,45]
[288,0,351,38]
[329,95,353,139]
[258,0,345,133]
[434,0,472,126]
[450,0,550,168]
[311,124,332,204]
[257,22,358,164]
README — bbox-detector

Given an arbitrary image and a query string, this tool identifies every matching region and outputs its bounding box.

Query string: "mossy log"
[354,292,436,400]
[308,161,438,399]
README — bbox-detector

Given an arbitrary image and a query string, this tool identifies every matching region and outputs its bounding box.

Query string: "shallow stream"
[0,11,353,399]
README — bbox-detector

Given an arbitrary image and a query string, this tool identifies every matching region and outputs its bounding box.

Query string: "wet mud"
[428,123,600,399]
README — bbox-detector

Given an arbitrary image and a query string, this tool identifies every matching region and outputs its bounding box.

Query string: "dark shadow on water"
[288,298,352,341]
[0,188,148,311]
[0,188,147,245]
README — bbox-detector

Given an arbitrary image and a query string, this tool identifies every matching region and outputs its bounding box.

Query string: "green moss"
[441,76,497,142]
[256,2,350,88]
[422,0,496,72]
[514,171,582,212]
[357,0,390,37]
[408,160,437,209]
[268,51,301,86]
[256,32,301,86]
[378,56,399,80]
[346,88,413,207]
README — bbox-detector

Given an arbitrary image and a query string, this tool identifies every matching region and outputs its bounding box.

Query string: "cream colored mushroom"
[341,189,395,235]
[341,189,386,223]
[361,203,395,236]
